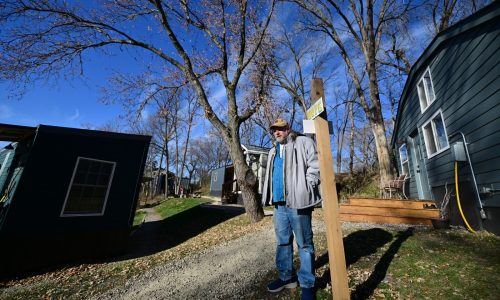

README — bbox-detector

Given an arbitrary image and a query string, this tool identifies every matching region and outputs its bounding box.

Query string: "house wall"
[209,166,226,197]
[0,126,150,275]
[0,146,15,195]
[393,11,500,233]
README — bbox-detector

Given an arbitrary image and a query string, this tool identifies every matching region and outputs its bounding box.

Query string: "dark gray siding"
[393,6,500,233]
[210,166,226,197]
[0,125,151,275]
[0,147,15,195]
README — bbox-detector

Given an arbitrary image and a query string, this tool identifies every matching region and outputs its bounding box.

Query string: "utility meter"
[452,141,467,162]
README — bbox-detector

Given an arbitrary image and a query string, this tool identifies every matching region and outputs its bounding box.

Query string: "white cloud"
[140,107,150,121]
[66,109,80,122]
[0,104,14,121]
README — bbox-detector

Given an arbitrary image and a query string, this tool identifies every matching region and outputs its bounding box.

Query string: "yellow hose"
[455,161,476,233]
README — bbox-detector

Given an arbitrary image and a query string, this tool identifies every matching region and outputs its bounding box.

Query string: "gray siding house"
[391,2,500,234]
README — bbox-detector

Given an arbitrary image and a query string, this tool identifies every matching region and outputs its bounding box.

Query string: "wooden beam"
[339,205,440,218]
[340,214,434,226]
[348,198,436,209]
[311,78,349,300]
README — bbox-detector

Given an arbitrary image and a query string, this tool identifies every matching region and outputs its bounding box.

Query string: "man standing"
[262,118,321,300]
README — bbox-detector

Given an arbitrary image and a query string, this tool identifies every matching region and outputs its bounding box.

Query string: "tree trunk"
[157,136,166,197]
[228,134,264,223]
[349,105,355,176]
[371,121,392,185]
[165,146,170,197]
[175,119,180,195]
[178,103,196,196]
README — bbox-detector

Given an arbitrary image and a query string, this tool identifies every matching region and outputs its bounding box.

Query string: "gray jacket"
[261,132,322,208]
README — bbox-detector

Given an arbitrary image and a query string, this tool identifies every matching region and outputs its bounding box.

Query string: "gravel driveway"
[94,208,419,300]
[97,226,276,299]
[95,208,331,300]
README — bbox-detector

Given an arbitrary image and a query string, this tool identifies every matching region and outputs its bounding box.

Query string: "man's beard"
[276,136,286,144]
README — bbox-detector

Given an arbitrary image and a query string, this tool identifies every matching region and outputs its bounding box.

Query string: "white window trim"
[0,151,12,177]
[417,67,436,114]
[398,143,411,177]
[422,110,450,159]
[60,156,116,217]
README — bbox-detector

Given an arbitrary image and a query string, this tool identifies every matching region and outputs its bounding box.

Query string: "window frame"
[421,110,450,159]
[60,156,116,217]
[0,151,12,178]
[398,143,411,177]
[417,67,436,113]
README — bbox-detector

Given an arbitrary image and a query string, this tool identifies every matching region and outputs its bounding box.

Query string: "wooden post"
[310,78,349,299]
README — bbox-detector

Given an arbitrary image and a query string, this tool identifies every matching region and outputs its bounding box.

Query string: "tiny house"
[0,123,150,275]
[210,144,269,203]
[391,2,500,234]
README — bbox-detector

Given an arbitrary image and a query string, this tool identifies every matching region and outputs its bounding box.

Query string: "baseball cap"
[270,118,289,130]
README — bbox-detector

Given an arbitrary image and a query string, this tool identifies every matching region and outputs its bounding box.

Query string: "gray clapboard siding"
[432,28,496,87]
[445,85,499,129]
[391,2,500,234]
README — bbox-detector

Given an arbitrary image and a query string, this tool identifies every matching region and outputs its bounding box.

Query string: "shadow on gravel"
[315,227,414,300]
[0,205,245,282]
[122,204,245,260]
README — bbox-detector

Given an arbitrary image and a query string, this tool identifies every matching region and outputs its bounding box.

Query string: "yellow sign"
[306,97,325,120]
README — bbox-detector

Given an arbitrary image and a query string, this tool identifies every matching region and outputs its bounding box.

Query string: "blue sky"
[0,1,436,151]
[0,44,145,148]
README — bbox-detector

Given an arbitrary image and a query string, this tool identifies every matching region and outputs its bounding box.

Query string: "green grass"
[133,210,147,226]
[304,224,500,299]
[387,230,500,299]
[154,198,208,219]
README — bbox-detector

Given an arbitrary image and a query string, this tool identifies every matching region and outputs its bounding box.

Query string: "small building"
[210,144,269,203]
[391,2,500,234]
[0,123,150,275]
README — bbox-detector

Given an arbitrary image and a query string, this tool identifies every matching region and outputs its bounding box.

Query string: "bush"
[336,169,379,201]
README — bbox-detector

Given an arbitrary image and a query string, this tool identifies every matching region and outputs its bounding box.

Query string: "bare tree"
[429,0,488,34]
[189,132,231,190]
[267,21,334,127]
[331,79,356,174]
[291,0,417,184]
[0,0,276,222]
[174,87,201,194]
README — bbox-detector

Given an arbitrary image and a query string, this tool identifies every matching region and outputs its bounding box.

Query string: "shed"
[0,123,150,275]
[209,144,269,203]
[391,2,500,234]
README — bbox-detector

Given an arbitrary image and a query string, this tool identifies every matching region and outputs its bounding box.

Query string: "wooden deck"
[339,197,440,226]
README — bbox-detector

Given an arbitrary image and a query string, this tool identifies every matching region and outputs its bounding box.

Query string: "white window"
[422,110,449,158]
[417,68,436,113]
[61,157,116,217]
[399,144,410,176]
[0,151,12,178]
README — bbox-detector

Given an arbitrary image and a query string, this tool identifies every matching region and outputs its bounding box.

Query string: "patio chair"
[380,174,408,199]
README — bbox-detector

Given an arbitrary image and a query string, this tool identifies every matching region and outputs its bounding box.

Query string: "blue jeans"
[273,205,315,288]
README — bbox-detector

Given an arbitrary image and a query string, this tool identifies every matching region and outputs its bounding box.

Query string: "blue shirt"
[272,144,285,203]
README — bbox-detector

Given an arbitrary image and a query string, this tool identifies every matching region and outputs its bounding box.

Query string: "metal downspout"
[449,131,486,220]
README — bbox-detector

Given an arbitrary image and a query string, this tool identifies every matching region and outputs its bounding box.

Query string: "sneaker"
[301,287,315,300]
[267,278,298,292]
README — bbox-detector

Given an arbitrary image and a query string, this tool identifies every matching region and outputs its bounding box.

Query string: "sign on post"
[309,78,349,300]
[306,97,325,120]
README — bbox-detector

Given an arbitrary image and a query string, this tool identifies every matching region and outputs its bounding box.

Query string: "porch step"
[340,198,440,226]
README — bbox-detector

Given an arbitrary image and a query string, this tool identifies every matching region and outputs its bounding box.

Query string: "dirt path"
[142,207,162,222]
